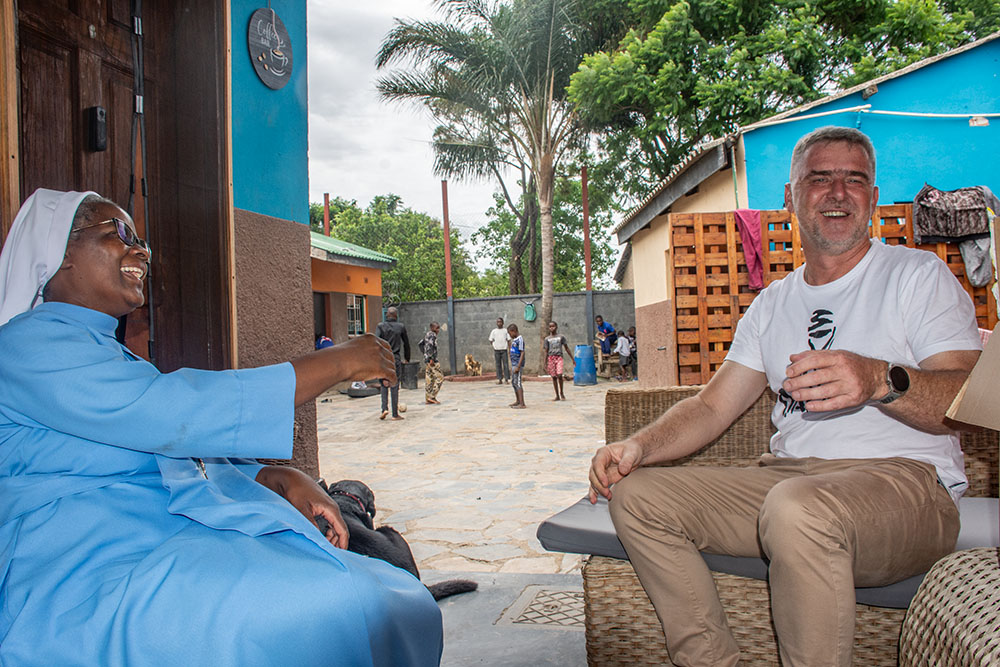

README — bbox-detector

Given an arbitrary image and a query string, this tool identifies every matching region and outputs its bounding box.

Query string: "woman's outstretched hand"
[291,334,397,406]
[256,465,350,549]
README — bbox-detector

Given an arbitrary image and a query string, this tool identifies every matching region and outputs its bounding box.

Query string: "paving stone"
[427,556,500,573]
[454,543,526,561]
[408,542,447,561]
[316,379,610,574]
[407,528,483,543]
[498,557,561,574]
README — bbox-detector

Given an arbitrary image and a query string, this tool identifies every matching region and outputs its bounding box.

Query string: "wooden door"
[17,0,140,214]
[14,1,234,372]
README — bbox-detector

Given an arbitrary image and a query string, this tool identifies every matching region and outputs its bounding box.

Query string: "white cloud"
[306,0,498,246]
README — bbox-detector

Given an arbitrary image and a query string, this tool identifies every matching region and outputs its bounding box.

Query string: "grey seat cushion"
[537,495,999,609]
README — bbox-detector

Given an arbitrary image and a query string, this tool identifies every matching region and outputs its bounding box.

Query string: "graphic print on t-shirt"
[778,308,836,416]
[807,309,836,350]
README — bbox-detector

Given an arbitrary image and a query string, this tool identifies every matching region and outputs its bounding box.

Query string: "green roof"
[310,232,396,268]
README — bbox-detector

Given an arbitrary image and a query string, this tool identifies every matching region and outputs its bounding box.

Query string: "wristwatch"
[879,363,911,404]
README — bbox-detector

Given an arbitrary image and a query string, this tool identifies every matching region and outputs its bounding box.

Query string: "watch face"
[889,365,910,392]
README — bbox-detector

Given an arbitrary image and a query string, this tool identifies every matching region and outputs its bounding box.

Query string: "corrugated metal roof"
[310,231,396,267]
[613,31,1000,236]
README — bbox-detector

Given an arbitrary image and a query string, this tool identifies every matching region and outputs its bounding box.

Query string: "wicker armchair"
[583,386,999,667]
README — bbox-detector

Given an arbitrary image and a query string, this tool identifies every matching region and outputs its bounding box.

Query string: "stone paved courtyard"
[316,376,612,575]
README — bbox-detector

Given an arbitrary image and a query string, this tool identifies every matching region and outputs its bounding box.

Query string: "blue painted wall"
[744,39,1000,210]
[231,0,309,224]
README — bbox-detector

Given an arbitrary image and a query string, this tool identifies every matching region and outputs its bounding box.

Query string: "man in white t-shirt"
[488,317,511,384]
[588,126,982,667]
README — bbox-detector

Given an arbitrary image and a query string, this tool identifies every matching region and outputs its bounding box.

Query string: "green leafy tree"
[308,196,358,234]
[568,0,999,204]
[472,169,618,291]
[376,0,615,372]
[318,195,480,304]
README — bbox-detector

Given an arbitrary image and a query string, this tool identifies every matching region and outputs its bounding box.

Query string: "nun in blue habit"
[0,190,443,666]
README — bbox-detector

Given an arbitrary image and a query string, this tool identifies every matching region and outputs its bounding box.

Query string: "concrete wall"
[396,290,635,375]
[234,209,318,477]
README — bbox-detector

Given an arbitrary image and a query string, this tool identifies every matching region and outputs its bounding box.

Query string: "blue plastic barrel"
[573,344,597,385]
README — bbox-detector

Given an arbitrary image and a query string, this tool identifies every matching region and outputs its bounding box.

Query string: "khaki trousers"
[609,455,959,667]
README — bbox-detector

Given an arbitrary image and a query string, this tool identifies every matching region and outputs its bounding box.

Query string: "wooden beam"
[0,1,19,241]
[223,0,238,368]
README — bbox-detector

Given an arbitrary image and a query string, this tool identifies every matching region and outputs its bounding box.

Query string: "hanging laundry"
[958,236,993,287]
[734,209,764,291]
[912,184,999,244]
[913,184,998,287]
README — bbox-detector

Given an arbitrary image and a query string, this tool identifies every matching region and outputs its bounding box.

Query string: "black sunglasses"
[74,217,151,255]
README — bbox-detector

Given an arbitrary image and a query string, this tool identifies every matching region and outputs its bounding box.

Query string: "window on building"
[347,294,366,336]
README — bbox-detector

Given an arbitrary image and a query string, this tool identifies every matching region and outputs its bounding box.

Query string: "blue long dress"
[0,302,442,666]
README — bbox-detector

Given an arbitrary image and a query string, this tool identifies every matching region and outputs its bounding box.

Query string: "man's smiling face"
[785,140,878,257]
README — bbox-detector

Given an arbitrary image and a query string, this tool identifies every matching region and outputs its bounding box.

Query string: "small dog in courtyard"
[317,479,478,601]
[464,354,482,376]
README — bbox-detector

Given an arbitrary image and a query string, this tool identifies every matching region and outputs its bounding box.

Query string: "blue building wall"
[231,0,309,224]
[744,39,1000,210]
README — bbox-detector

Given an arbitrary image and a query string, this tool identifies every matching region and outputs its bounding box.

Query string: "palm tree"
[376,0,597,372]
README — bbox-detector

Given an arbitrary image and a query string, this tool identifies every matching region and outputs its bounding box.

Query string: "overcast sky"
[307,1,498,242]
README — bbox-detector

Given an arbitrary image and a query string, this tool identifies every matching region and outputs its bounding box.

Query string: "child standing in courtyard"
[508,323,526,409]
[613,330,632,381]
[544,321,575,401]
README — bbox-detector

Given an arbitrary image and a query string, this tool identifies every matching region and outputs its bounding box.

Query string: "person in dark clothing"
[374,307,410,421]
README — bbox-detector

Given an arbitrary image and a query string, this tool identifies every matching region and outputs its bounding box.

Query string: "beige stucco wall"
[630,217,671,308]
[618,252,635,290]
[625,137,751,387]
[629,138,750,309]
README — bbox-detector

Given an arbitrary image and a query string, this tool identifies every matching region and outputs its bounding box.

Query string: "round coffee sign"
[248,8,293,90]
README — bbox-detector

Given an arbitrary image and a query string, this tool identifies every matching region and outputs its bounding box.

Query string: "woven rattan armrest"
[604,386,774,467]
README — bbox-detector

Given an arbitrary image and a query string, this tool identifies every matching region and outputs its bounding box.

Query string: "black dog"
[316,479,477,602]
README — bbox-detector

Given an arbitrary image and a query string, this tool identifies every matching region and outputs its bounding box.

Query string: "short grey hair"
[789,126,876,181]
[71,194,120,232]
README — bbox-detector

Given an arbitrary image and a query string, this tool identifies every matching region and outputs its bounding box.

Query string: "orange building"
[310,232,395,344]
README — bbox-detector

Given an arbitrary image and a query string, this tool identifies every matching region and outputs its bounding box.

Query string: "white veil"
[0,188,96,326]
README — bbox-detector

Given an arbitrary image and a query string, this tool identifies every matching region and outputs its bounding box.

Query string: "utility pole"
[583,166,594,344]
[441,180,457,374]
[323,192,330,236]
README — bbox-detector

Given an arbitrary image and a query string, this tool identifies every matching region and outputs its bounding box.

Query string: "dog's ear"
[339,480,377,519]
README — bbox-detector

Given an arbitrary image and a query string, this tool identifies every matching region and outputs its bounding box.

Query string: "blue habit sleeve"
[0,308,296,459]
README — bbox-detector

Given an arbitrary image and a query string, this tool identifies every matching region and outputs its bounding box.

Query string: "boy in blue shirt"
[508,323,526,409]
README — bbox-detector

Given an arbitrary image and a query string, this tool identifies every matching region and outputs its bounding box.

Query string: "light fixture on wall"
[969,116,990,127]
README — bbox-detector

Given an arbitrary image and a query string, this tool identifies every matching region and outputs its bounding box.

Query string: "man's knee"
[609,469,691,535]
[759,478,845,558]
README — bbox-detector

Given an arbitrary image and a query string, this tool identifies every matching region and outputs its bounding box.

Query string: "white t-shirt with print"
[726,240,982,502]
[489,327,511,350]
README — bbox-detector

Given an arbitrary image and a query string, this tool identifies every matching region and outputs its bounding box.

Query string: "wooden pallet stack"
[669,205,998,386]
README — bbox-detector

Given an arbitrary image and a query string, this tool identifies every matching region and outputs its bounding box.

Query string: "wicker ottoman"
[582,555,906,666]
[899,547,1000,666]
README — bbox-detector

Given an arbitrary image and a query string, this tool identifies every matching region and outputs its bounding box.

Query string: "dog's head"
[327,479,377,521]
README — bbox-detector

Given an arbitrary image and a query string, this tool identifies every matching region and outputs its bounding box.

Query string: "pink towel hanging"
[734,209,764,290]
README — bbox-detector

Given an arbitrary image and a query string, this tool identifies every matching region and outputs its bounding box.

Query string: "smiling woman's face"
[45,202,150,318]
